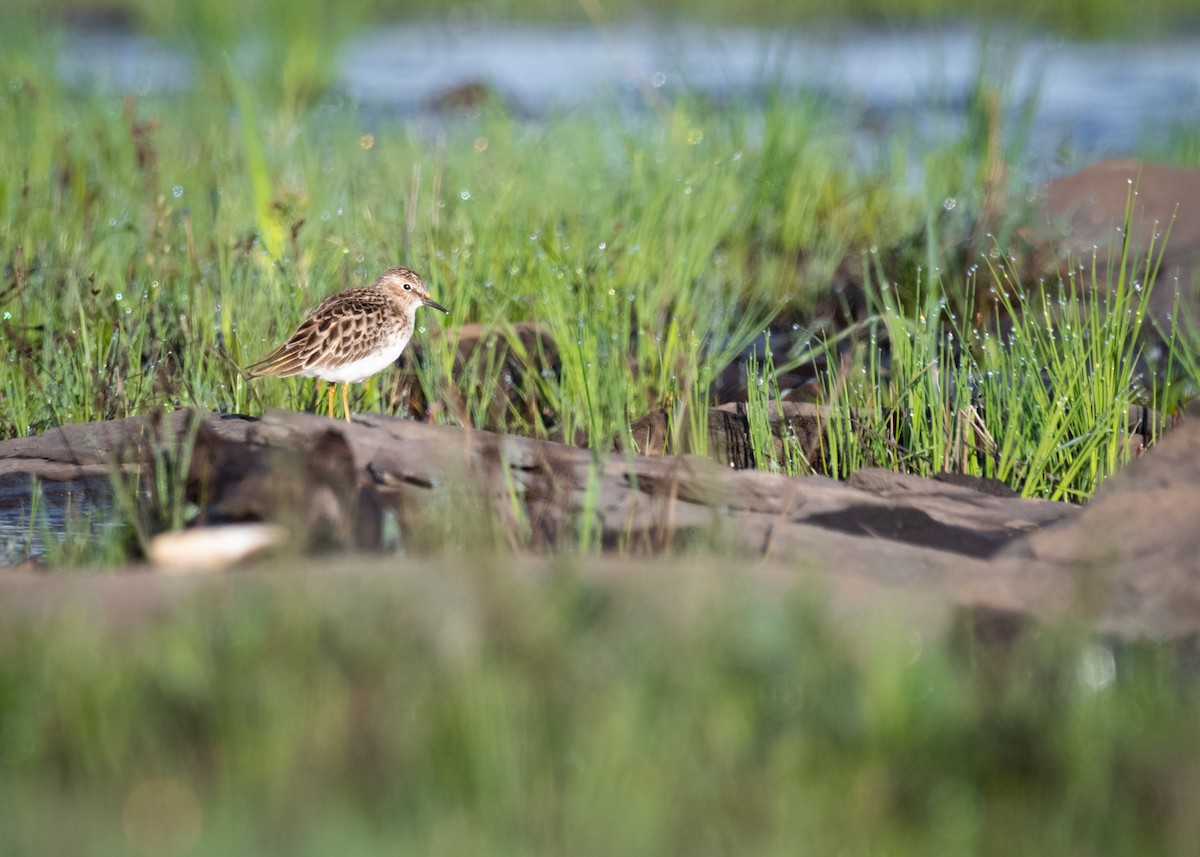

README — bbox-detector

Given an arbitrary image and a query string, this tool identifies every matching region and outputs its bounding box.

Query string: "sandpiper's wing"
[246,288,396,378]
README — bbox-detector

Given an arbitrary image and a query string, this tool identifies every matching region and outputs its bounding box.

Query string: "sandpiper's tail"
[245,344,306,379]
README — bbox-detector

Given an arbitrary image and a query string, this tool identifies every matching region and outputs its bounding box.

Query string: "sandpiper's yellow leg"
[326,383,336,419]
[341,383,351,422]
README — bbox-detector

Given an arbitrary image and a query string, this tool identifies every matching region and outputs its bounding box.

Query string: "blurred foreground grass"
[3,559,1200,855]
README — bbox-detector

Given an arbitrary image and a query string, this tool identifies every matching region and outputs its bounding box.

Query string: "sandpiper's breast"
[308,331,412,383]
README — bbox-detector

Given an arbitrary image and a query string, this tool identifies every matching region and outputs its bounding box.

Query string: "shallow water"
[0,477,120,565]
[57,22,1200,167]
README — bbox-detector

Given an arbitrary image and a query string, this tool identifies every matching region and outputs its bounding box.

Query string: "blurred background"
[15,0,1200,168]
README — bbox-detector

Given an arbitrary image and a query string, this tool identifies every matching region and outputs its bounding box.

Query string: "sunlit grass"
[0,53,909,444]
[755,217,1186,500]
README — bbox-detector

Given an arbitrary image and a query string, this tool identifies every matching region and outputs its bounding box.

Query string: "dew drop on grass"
[460,190,471,200]
[172,185,183,198]
[115,293,123,301]
[943,197,956,211]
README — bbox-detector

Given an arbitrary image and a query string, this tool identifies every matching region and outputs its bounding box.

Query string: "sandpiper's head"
[375,266,449,314]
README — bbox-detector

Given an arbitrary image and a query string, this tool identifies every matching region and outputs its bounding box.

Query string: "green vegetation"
[3,562,1200,856]
[750,220,1178,501]
[0,17,1188,536]
[3,8,1200,855]
[2,23,1196,510]
[0,28,878,441]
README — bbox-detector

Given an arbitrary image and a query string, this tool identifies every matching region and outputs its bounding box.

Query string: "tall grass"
[755,185,1188,501]
[0,52,903,445]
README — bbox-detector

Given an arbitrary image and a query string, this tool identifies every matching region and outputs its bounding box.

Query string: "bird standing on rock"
[246,266,448,421]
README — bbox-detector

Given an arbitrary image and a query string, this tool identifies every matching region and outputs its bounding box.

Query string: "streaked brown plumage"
[247,266,448,421]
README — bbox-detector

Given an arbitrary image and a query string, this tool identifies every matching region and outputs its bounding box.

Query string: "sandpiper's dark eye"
[403,283,411,290]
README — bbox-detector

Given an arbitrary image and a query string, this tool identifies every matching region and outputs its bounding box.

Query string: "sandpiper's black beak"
[423,295,449,314]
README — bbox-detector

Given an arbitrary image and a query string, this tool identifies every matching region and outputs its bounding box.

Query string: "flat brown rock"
[3,409,1200,639]
[996,412,1200,638]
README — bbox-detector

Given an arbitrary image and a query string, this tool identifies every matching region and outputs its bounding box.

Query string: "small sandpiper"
[247,266,448,421]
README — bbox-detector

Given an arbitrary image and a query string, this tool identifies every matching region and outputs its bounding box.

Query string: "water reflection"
[0,477,119,565]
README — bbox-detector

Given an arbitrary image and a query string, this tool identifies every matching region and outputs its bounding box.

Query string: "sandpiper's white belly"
[308,331,412,383]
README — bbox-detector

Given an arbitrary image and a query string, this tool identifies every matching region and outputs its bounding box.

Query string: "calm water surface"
[57,22,1200,169]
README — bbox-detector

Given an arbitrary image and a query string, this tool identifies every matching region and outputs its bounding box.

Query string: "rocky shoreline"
[1,404,1199,640]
